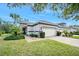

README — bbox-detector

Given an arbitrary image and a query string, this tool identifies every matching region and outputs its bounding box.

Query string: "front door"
[22,27,27,35]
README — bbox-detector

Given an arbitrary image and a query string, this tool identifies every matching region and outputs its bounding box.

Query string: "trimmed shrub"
[40,32,45,38]
[56,31,61,36]
[4,34,25,40]
[63,30,69,37]
[69,32,73,37]
[0,33,1,36]
[30,34,38,37]
[0,31,5,36]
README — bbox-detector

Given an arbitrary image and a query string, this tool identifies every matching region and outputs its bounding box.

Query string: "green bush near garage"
[40,32,45,38]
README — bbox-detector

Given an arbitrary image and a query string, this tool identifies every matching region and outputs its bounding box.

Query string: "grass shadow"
[4,34,25,41]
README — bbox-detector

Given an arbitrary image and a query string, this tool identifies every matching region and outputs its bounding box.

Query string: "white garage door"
[42,27,57,37]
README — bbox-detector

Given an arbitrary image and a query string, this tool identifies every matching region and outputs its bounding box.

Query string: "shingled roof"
[20,20,67,28]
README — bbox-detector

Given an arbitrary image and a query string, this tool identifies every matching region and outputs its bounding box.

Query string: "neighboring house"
[63,25,78,32]
[20,20,78,37]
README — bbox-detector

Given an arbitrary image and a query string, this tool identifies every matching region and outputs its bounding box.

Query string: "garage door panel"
[43,28,56,37]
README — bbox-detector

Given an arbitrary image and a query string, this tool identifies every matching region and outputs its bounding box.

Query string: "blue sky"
[0,3,79,26]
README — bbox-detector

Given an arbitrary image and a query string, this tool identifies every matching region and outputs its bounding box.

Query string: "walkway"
[49,36,79,47]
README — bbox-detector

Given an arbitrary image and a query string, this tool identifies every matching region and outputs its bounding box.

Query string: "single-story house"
[20,20,77,37]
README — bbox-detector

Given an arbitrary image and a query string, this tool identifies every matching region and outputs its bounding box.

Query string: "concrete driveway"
[25,36,79,47]
[48,36,79,47]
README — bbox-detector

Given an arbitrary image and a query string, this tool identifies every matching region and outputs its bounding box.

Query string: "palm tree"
[10,13,21,24]
[0,18,3,25]
[10,13,22,35]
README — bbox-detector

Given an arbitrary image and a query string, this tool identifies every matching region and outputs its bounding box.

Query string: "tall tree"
[0,18,2,25]
[10,13,21,24]
[7,3,79,21]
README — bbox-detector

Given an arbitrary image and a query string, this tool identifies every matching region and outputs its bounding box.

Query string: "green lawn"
[71,35,79,39]
[0,35,79,56]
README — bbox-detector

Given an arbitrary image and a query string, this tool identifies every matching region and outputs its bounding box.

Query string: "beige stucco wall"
[33,24,42,31]
[27,26,33,31]
[27,24,58,37]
